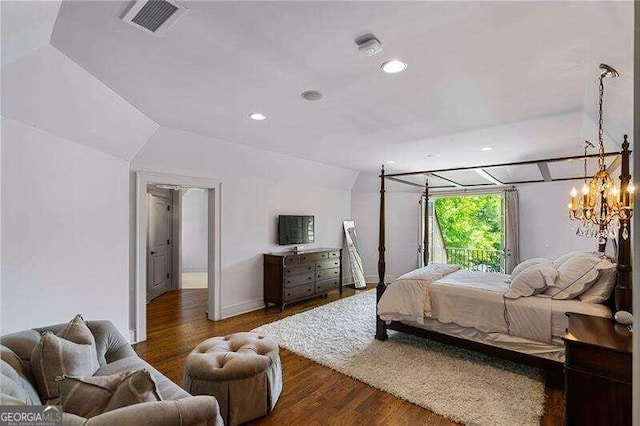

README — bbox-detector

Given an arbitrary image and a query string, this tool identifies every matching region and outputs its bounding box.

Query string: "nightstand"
[563,313,632,426]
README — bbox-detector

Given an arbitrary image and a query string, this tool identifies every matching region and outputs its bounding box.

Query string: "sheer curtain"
[504,188,520,273]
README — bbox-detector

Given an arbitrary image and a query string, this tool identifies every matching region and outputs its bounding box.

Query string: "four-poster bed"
[374,138,633,374]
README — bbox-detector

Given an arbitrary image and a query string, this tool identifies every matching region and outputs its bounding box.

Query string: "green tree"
[434,195,503,270]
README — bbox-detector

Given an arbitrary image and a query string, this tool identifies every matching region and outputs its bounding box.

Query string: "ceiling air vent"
[122,0,187,36]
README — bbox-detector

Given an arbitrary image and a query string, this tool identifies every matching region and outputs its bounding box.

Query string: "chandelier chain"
[597,74,605,169]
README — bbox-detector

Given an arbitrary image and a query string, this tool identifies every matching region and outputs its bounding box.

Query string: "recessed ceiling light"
[381,59,407,74]
[480,146,494,151]
[426,154,441,158]
[249,113,266,121]
[386,160,396,164]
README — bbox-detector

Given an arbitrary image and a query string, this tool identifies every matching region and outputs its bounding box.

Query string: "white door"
[147,189,173,301]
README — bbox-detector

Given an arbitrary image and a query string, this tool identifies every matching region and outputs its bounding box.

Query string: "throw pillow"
[579,261,617,304]
[544,254,602,299]
[58,370,162,418]
[504,262,557,299]
[30,314,99,401]
[509,258,549,281]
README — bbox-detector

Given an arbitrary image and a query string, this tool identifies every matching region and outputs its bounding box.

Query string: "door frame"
[135,171,222,343]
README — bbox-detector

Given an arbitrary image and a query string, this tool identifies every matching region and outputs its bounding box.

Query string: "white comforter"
[377,265,554,344]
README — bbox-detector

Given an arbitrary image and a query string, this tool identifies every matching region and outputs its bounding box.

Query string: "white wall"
[351,172,422,281]
[517,181,595,260]
[181,189,208,272]
[1,118,130,335]
[133,127,356,317]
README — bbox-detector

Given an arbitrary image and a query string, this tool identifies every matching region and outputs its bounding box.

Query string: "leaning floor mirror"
[343,221,366,289]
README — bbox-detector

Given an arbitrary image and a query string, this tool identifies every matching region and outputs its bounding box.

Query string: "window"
[420,193,507,273]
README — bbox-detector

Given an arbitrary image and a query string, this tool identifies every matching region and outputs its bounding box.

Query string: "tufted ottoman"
[183,332,282,426]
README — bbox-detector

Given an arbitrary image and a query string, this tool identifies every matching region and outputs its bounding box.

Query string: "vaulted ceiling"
[2,1,635,172]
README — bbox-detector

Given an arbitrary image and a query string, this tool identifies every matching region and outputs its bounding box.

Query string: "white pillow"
[553,251,606,268]
[504,262,558,299]
[579,261,617,304]
[510,258,549,280]
[545,254,602,299]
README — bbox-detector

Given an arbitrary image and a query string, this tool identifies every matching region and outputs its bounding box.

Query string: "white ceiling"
[23,1,636,172]
[1,45,159,160]
[1,0,61,66]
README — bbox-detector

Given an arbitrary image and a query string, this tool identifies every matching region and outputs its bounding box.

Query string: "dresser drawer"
[316,259,340,271]
[300,252,328,263]
[316,268,340,280]
[284,273,314,288]
[328,251,340,259]
[284,255,299,266]
[284,283,314,301]
[316,279,339,293]
[285,264,314,276]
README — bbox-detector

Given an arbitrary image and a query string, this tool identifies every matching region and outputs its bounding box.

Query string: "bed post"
[423,180,429,266]
[376,165,388,341]
[615,136,633,313]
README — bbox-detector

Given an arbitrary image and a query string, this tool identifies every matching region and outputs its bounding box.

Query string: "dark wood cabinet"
[264,248,342,311]
[563,313,632,426]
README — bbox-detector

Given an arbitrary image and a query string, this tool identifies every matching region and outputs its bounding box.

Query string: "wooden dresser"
[563,313,632,426]
[263,248,342,311]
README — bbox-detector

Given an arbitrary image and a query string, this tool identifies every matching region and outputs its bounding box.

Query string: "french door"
[419,191,517,273]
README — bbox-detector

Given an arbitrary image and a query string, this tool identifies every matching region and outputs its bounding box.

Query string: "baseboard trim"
[183,266,207,273]
[221,298,265,319]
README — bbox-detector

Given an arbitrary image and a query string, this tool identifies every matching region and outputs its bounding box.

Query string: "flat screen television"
[278,215,314,245]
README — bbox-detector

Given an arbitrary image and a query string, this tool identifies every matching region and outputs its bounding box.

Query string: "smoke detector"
[122,0,187,36]
[355,34,383,57]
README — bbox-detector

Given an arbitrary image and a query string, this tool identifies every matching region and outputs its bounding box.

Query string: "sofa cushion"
[61,396,224,426]
[94,356,191,401]
[1,360,41,405]
[1,321,137,373]
[58,370,162,418]
[0,345,41,405]
[31,316,101,401]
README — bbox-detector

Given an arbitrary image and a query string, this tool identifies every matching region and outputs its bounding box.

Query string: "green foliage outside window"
[434,195,503,271]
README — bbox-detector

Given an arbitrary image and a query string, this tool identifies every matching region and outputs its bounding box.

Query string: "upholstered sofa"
[1,320,224,425]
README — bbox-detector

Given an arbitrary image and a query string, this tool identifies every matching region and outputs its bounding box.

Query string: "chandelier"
[568,64,634,242]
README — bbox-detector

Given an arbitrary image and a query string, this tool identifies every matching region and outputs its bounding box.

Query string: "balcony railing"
[445,248,505,273]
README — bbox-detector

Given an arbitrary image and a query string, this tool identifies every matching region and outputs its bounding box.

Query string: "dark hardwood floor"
[133,287,565,425]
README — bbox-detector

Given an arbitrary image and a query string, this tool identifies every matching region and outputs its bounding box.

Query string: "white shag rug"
[253,290,546,426]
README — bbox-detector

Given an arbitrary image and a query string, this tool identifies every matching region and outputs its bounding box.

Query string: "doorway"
[136,172,222,343]
[181,188,208,290]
